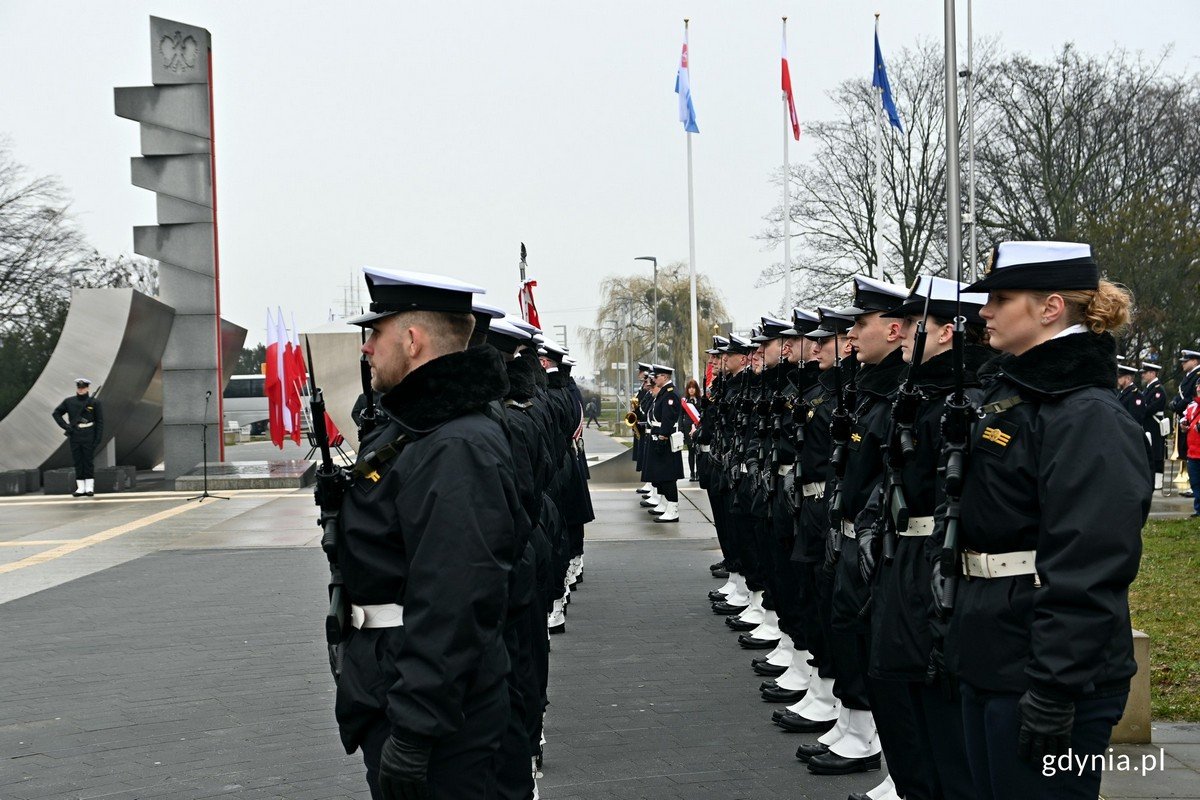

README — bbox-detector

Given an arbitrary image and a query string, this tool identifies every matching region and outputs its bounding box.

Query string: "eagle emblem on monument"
[158,30,199,74]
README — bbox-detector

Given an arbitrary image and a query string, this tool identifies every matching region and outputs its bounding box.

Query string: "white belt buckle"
[840,520,856,539]
[351,603,405,629]
[777,463,793,476]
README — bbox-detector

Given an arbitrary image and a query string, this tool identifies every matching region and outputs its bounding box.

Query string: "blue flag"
[873,30,903,133]
[675,36,699,134]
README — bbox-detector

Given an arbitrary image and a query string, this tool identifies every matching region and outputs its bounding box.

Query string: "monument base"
[174,460,315,491]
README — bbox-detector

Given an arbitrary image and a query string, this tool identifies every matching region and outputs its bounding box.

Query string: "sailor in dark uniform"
[775,308,855,740]
[633,363,653,494]
[1116,363,1146,428]
[1139,361,1168,491]
[641,365,685,523]
[1171,349,1200,466]
[336,267,523,800]
[710,336,756,616]
[697,338,732,579]
[808,275,909,781]
[862,276,991,800]
[947,242,1151,799]
[52,378,104,497]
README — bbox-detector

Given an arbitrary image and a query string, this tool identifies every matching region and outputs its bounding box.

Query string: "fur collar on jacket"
[911,344,993,391]
[505,352,539,401]
[979,331,1118,400]
[380,346,510,434]
[856,347,907,397]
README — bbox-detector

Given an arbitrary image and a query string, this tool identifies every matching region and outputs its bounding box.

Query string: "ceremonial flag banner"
[675,33,699,133]
[518,279,541,328]
[275,310,293,442]
[265,309,284,448]
[683,399,701,427]
[782,29,800,140]
[873,29,903,133]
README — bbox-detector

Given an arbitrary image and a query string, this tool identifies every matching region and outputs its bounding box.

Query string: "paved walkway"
[0,439,1195,798]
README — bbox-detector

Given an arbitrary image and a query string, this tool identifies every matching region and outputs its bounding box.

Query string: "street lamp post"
[634,256,658,363]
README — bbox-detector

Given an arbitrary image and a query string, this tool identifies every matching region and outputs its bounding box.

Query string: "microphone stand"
[188,390,228,502]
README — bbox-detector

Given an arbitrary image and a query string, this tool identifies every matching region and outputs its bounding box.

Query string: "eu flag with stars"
[873,31,903,133]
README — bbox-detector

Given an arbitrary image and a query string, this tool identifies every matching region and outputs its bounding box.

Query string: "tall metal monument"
[115,16,224,481]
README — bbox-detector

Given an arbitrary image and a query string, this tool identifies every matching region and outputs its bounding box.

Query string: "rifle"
[937,290,972,615]
[880,288,932,562]
[307,337,351,679]
[825,329,855,572]
[356,327,380,439]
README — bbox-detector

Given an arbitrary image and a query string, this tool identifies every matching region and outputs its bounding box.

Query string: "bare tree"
[0,140,86,333]
[579,262,729,389]
[759,40,999,305]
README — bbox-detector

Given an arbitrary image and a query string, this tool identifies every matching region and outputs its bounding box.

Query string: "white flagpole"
[782,17,793,310]
[873,13,885,281]
[685,19,700,386]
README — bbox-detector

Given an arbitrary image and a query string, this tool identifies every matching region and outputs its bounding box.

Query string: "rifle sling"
[354,433,411,482]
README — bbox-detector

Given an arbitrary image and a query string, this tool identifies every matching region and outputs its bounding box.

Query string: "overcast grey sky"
[2,2,1196,376]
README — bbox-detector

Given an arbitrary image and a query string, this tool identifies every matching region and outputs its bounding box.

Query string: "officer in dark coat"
[336,267,522,800]
[1171,350,1200,463]
[948,242,1151,799]
[642,365,685,523]
[1140,361,1168,491]
[632,363,652,478]
[52,378,104,497]
[1116,364,1146,427]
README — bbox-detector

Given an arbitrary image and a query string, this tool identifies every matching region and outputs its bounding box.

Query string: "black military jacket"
[52,393,104,442]
[643,382,685,483]
[838,347,906,526]
[869,345,989,680]
[947,332,1150,699]
[334,347,521,751]
[1117,384,1145,425]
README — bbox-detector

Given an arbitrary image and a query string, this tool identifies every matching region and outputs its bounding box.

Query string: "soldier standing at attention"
[1116,364,1146,428]
[947,242,1151,799]
[642,365,685,523]
[1139,362,1168,492]
[52,378,104,497]
[336,267,522,800]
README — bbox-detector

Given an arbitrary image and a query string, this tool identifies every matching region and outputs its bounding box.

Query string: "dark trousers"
[361,684,508,800]
[813,565,837,679]
[828,629,870,709]
[866,677,951,800]
[710,488,739,571]
[585,414,598,428]
[70,437,96,480]
[567,523,584,558]
[727,506,764,592]
[655,481,679,502]
[1188,459,1200,513]
[687,440,697,477]
[960,684,1127,800]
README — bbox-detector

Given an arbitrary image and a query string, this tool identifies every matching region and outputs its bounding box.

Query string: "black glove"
[822,526,841,576]
[857,522,880,585]
[377,734,432,800]
[930,569,951,620]
[924,637,957,702]
[1016,688,1074,765]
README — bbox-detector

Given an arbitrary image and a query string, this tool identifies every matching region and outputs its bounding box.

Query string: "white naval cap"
[348,267,486,327]
[966,241,1099,293]
[881,275,988,323]
[845,275,909,316]
[74,377,91,387]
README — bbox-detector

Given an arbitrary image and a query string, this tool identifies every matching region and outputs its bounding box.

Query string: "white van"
[223,375,268,434]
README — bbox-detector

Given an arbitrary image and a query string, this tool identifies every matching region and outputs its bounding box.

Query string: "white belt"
[699,445,711,453]
[740,463,748,474]
[897,516,935,537]
[76,421,94,428]
[777,463,793,476]
[962,550,1038,580]
[350,603,405,629]
[840,520,856,539]
[802,482,824,498]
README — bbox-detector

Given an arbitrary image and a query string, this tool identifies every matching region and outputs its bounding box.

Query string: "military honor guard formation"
[299,236,1200,800]
[307,267,595,800]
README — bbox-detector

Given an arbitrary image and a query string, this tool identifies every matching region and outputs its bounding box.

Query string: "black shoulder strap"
[353,433,410,482]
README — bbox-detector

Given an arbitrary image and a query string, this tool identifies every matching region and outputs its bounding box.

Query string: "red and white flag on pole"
[265,309,284,448]
[782,27,801,140]
[276,309,294,445]
[518,279,541,329]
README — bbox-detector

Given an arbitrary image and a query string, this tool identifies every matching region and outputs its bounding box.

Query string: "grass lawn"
[1129,517,1200,721]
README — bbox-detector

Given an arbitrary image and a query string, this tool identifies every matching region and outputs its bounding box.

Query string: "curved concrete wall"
[0,288,174,472]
